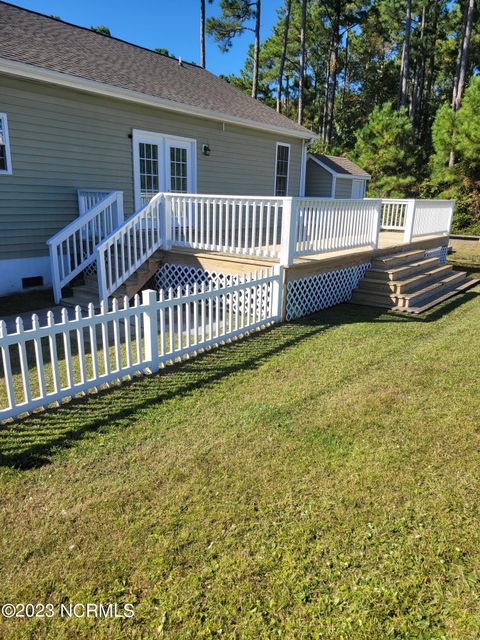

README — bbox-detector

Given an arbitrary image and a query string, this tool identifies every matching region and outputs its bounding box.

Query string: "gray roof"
[0,2,313,138]
[310,153,370,178]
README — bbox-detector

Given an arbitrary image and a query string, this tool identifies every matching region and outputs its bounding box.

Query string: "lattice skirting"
[153,263,239,293]
[424,245,448,265]
[285,263,371,321]
[152,263,274,317]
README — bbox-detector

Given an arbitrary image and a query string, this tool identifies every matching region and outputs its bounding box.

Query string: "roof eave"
[0,57,315,140]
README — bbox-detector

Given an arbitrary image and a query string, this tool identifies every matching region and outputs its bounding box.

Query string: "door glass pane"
[139,142,159,205]
[170,147,188,193]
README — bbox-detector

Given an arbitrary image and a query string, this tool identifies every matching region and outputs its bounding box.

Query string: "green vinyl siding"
[305,159,332,197]
[0,75,304,260]
[335,178,353,199]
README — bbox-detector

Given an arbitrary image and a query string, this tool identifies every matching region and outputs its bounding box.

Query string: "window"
[0,113,12,175]
[274,143,290,196]
[139,142,159,203]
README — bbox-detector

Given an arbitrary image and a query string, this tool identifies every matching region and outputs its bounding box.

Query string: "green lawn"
[0,266,479,639]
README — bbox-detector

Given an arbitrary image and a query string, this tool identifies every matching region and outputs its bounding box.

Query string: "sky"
[9,0,282,76]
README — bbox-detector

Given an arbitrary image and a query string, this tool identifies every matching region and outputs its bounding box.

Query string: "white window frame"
[132,129,197,210]
[274,142,290,197]
[0,113,12,175]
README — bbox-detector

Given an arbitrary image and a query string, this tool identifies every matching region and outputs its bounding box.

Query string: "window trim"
[0,113,12,175]
[274,142,290,197]
[132,129,197,209]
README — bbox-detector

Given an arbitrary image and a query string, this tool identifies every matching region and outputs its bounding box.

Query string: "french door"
[132,130,196,209]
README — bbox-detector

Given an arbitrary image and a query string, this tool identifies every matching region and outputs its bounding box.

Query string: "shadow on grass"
[1,290,477,471]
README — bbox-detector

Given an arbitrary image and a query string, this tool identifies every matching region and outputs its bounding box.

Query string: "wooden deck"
[159,231,450,282]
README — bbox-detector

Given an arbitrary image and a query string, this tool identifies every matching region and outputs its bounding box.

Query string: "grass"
[0,268,479,638]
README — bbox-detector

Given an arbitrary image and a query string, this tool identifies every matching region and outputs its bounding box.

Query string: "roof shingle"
[0,2,314,138]
[310,153,370,178]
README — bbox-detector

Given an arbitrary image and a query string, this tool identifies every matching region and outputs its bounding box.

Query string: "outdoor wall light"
[202,143,211,156]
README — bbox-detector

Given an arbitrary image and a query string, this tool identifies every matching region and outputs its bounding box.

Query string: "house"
[305,153,371,199]
[0,1,315,296]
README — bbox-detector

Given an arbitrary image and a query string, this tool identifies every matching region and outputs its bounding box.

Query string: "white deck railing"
[166,194,284,258]
[67,193,454,304]
[77,189,114,216]
[379,198,454,242]
[293,198,382,258]
[47,191,124,303]
[380,199,409,230]
[0,268,281,422]
[411,200,454,239]
[95,193,164,302]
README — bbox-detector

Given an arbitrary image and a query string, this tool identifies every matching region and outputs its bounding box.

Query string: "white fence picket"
[0,268,282,422]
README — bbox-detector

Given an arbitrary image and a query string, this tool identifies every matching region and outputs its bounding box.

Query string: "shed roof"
[309,153,371,178]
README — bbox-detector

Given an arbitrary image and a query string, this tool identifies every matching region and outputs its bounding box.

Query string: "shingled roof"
[0,2,313,138]
[309,153,370,178]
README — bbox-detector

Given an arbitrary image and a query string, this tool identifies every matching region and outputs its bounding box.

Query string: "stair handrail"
[95,192,167,304]
[47,190,124,303]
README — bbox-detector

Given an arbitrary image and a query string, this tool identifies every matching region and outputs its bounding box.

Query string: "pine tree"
[353,102,416,196]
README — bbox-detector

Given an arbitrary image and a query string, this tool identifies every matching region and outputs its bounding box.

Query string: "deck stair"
[350,249,478,313]
[60,251,163,309]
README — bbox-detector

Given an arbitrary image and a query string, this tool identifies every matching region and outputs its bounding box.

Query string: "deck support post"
[279,198,296,267]
[162,195,173,249]
[49,243,62,304]
[403,199,416,244]
[142,289,159,373]
[114,191,124,226]
[272,264,284,321]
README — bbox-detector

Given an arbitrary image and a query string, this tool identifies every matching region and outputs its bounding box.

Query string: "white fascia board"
[307,153,371,179]
[0,57,314,141]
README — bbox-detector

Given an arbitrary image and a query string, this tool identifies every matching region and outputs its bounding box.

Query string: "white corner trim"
[274,142,291,196]
[307,153,371,180]
[0,57,314,141]
[0,112,13,175]
[299,140,307,197]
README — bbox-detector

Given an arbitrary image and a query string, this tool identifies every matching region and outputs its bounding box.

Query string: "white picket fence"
[0,268,282,422]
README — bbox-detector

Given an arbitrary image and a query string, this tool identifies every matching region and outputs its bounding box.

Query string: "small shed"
[305,153,371,199]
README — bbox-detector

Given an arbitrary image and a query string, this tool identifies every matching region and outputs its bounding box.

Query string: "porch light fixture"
[202,143,211,156]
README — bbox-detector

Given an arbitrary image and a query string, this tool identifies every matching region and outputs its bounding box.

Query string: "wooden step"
[399,272,468,308]
[390,265,453,294]
[368,257,440,281]
[372,249,426,268]
[350,290,397,309]
[395,278,480,314]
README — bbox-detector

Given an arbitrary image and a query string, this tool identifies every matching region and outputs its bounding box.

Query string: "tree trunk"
[324,23,340,147]
[398,0,412,109]
[200,0,206,68]
[251,0,261,99]
[297,0,308,124]
[342,29,349,102]
[410,6,426,125]
[276,0,292,113]
[449,0,475,166]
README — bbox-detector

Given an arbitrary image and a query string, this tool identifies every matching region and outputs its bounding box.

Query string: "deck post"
[163,195,173,249]
[279,197,296,267]
[272,264,284,321]
[49,243,62,304]
[372,199,382,249]
[403,199,416,243]
[114,191,124,226]
[142,289,159,373]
